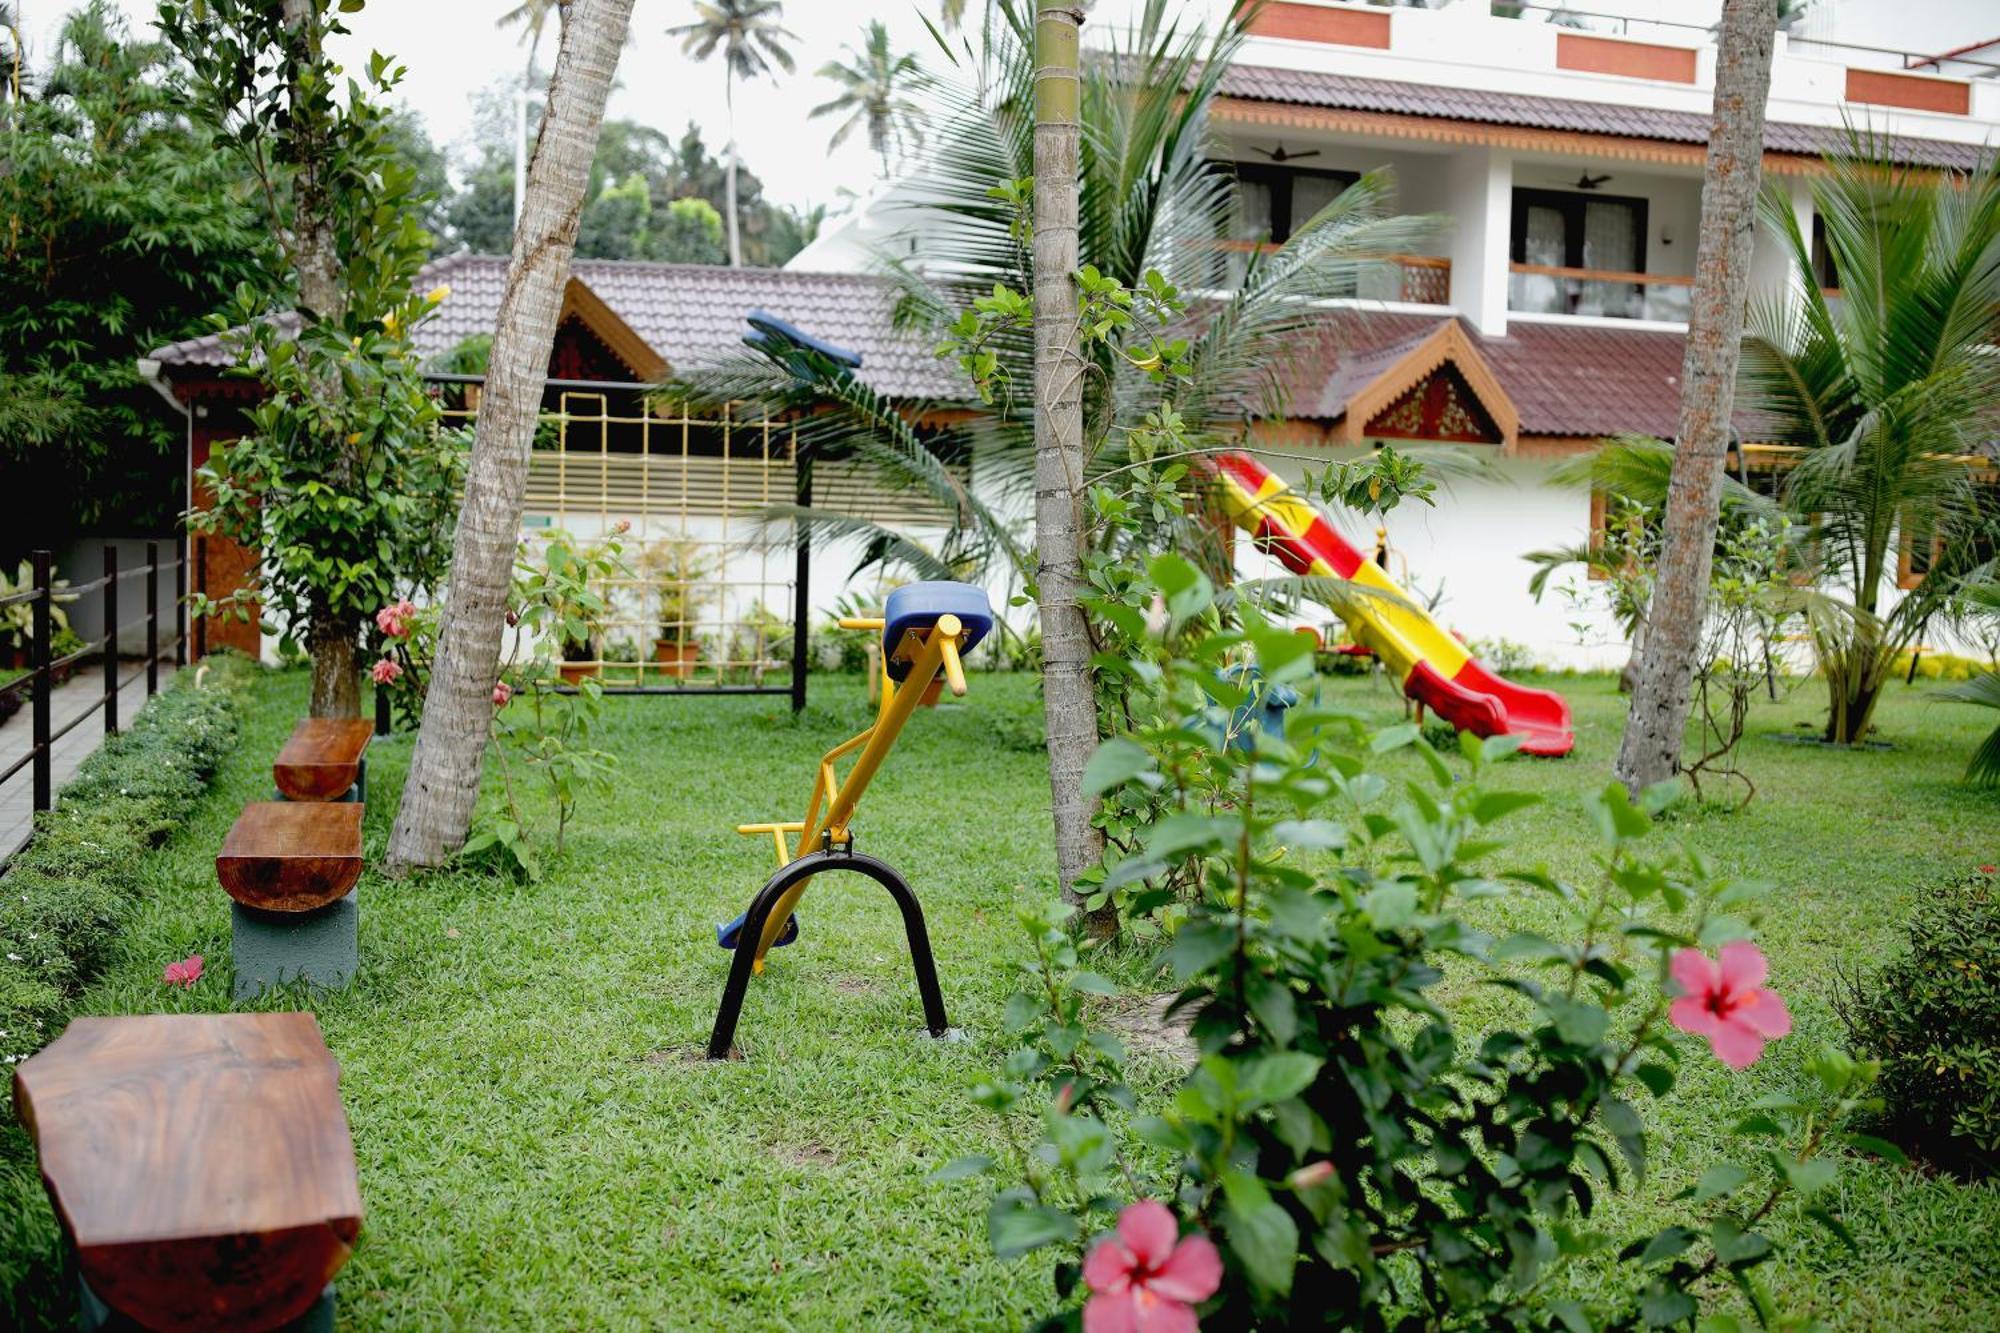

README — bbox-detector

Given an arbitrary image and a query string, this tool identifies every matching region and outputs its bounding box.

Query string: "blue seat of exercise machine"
[881,581,994,681]
[716,908,799,951]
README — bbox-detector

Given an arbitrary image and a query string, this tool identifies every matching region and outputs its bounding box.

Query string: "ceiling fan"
[1252,143,1322,164]
[1574,172,1614,190]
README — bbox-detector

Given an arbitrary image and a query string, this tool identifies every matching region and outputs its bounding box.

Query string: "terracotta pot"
[557,661,599,684]
[653,639,700,679]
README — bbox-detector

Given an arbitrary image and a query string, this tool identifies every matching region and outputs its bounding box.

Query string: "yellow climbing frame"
[734,613,971,967]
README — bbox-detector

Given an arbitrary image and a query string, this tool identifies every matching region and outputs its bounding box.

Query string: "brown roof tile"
[153,257,1712,438]
[150,255,965,399]
[1217,65,1993,172]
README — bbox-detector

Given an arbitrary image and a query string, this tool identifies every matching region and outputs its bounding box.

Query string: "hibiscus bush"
[942,553,1893,1330]
[372,530,629,880]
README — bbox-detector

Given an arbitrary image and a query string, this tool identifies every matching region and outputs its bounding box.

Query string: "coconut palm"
[1940,578,2000,786]
[810,20,924,179]
[1741,141,2000,743]
[668,0,795,267]
[499,0,563,83]
[671,0,1437,588]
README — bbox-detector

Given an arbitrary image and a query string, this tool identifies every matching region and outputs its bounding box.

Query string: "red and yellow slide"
[1207,452,1574,757]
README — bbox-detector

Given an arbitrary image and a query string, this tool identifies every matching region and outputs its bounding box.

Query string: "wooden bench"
[218,802,364,913]
[12,1013,362,1333]
[273,719,373,802]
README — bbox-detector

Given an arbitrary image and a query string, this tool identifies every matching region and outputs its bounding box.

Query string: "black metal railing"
[0,543,188,831]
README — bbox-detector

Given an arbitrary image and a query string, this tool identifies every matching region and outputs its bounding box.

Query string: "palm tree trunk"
[1031,2,1109,930]
[387,0,636,873]
[1613,0,1776,796]
[724,74,741,267]
[282,0,360,718]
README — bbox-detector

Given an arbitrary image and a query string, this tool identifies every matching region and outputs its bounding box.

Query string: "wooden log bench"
[219,803,364,999]
[273,719,373,803]
[11,1013,362,1333]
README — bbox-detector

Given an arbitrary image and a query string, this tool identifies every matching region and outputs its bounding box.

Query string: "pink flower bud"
[1287,1160,1335,1190]
[492,681,513,706]
[370,658,403,685]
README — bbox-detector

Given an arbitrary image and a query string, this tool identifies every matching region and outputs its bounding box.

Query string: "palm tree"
[810,20,923,180]
[388,0,638,870]
[499,0,563,83]
[668,0,795,267]
[1939,578,2000,787]
[1741,142,2000,744]
[1614,0,1776,795]
[667,0,1437,902]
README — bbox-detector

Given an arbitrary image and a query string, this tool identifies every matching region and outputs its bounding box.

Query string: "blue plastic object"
[880,581,994,681]
[717,908,799,951]
[744,310,863,369]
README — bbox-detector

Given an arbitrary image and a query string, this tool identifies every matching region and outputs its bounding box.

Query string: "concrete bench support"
[219,802,365,998]
[232,891,359,1001]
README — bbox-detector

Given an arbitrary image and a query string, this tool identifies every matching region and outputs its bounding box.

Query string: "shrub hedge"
[1837,869,2000,1177]
[0,654,251,1070]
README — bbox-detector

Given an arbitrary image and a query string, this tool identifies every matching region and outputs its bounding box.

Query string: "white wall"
[1232,449,1627,671]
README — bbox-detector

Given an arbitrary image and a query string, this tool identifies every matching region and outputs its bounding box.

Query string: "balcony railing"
[1508,262,1692,323]
[1211,241,1453,305]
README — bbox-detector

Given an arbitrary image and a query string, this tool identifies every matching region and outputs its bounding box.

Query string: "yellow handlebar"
[939,635,967,697]
[838,617,885,631]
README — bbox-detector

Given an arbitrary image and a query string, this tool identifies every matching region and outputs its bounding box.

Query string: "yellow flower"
[382,310,398,332]
[346,432,362,445]
[426,284,451,304]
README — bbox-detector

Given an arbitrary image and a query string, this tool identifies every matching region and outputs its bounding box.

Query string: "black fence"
[0,543,188,823]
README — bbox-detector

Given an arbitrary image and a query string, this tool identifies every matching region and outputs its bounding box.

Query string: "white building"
[149,0,1999,674]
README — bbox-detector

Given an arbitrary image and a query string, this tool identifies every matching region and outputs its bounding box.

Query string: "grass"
[3,665,1997,1329]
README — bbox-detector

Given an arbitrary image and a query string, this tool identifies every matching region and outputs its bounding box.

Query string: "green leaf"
[1781,1157,1837,1197]
[1693,1164,1750,1204]
[1082,738,1152,796]
[1162,921,1236,981]
[1363,881,1417,931]
[1637,1225,1699,1266]
[988,1191,1078,1259]
[1239,1052,1323,1108]
[1068,971,1120,997]
[1641,1284,1698,1327]
[927,1154,994,1182]
[1221,1170,1299,1297]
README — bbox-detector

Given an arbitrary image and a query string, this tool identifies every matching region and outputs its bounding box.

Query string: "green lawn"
[4,666,1998,1329]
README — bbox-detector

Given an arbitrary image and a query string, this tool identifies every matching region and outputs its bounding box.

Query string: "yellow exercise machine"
[707,580,993,1058]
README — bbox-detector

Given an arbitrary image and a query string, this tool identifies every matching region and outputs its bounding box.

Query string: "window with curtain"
[1508,187,1649,318]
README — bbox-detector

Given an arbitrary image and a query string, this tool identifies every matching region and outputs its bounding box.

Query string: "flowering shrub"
[943,554,1891,1329]
[375,532,631,880]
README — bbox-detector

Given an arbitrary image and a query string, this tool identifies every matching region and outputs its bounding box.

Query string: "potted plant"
[643,539,716,680]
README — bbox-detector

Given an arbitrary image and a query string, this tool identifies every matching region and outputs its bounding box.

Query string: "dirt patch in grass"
[1095,992,1196,1067]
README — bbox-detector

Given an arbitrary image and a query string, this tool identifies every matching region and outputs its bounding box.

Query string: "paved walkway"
[0,665,159,864]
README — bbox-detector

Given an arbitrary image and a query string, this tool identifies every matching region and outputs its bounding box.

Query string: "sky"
[15,1,1991,216]
[13,0,1206,215]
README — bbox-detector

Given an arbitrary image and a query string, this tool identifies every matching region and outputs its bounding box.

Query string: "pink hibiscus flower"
[370,658,403,685]
[375,598,417,639]
[1668,940,1792,1070]
[1082,1200,1222,1333]
[492,680,513,706]
[162,954,203,988]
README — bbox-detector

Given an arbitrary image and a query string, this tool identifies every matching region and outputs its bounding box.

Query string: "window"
[1508,187,1650,318]
[1228,162,1361,246]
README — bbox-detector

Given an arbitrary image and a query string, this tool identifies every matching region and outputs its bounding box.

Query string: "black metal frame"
[707,843,948,1059]
[1,543,189,855]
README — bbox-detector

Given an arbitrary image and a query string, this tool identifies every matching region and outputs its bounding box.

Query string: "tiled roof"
[1270,310,1700,438]
[153,255,1707,437]
[1217,65,1993,172]
[150,254,965,400]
